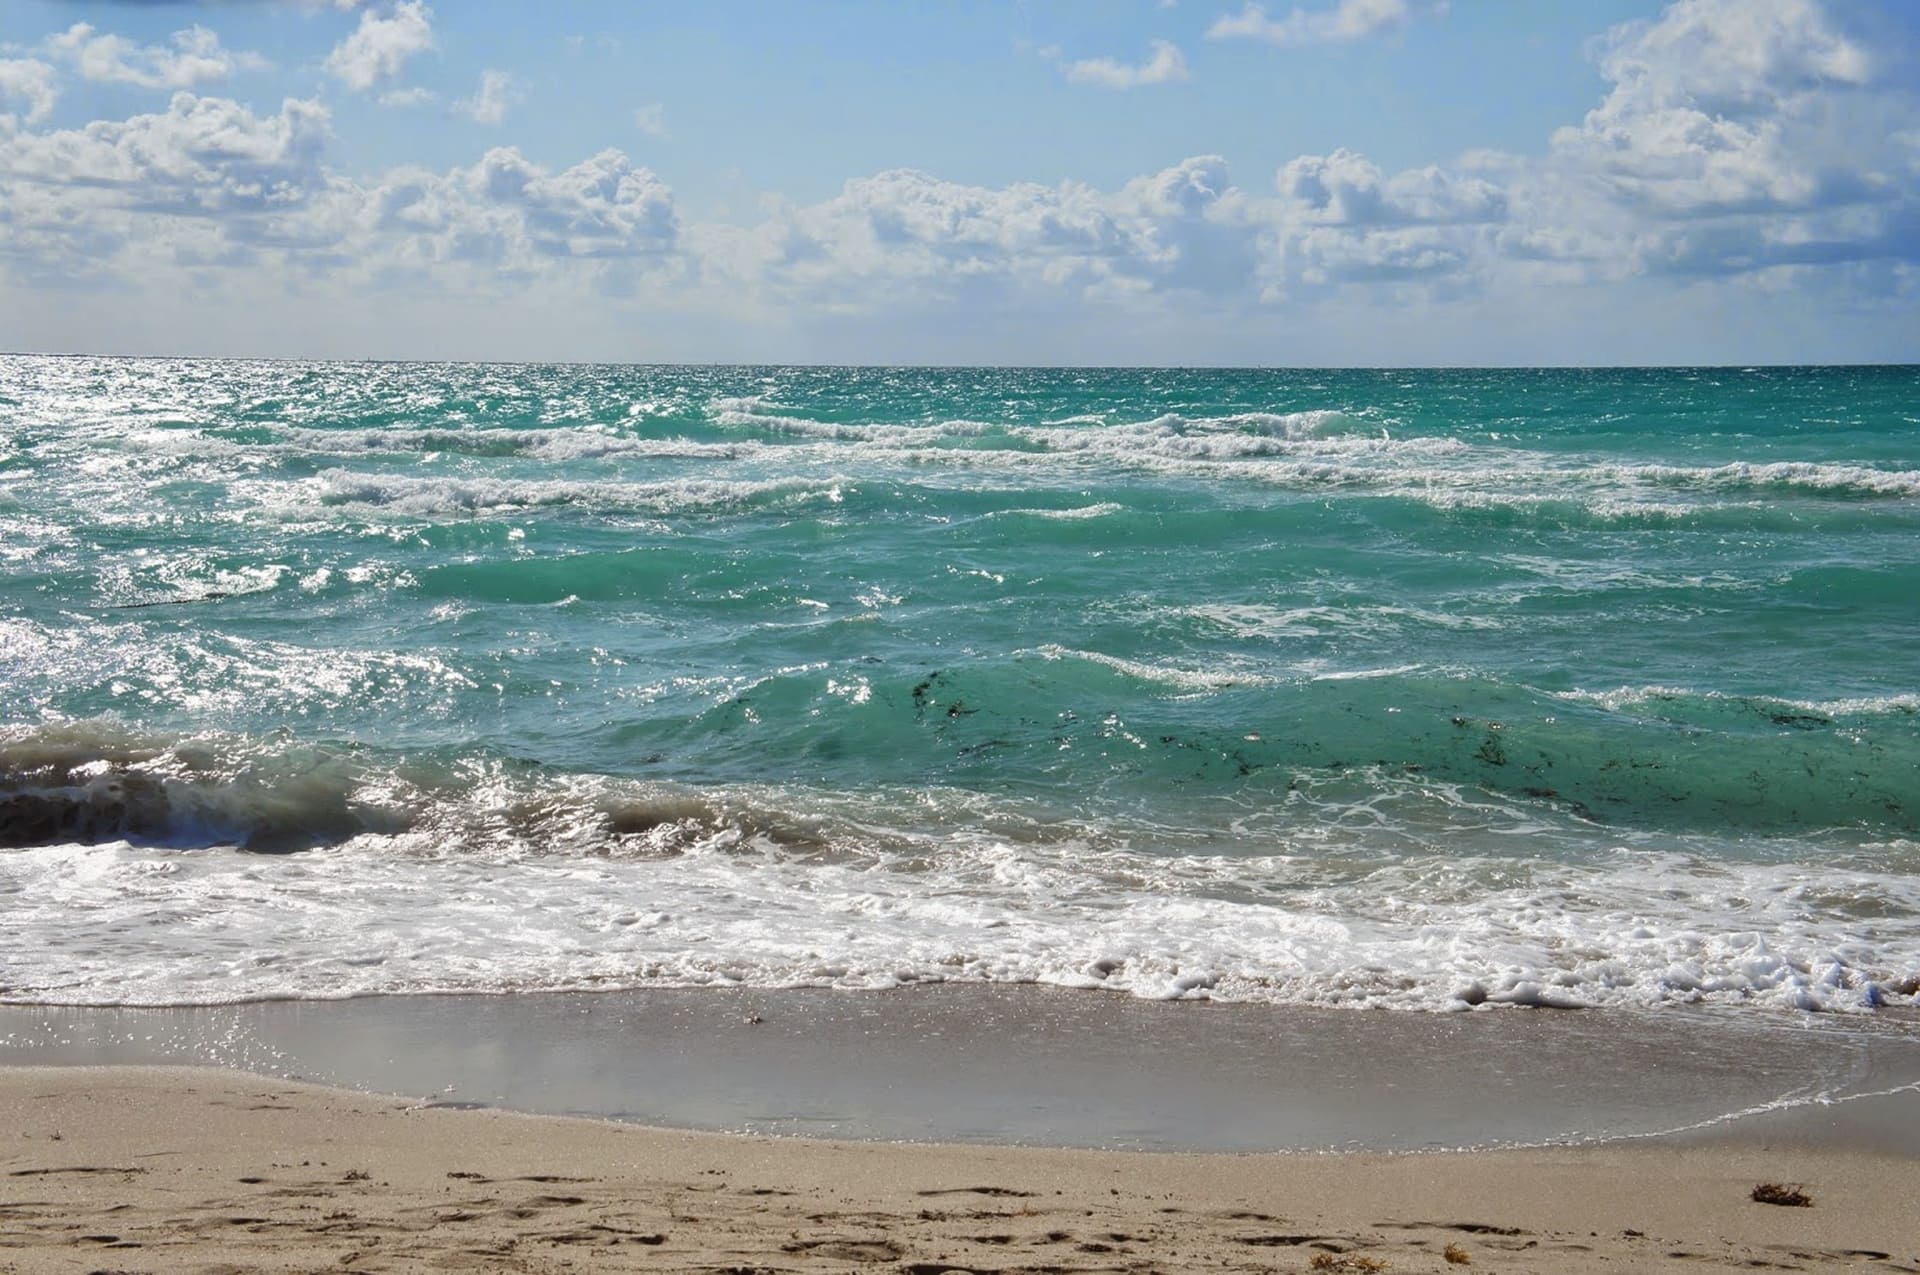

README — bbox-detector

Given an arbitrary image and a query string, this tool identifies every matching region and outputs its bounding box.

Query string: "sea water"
[2,356,1917,1014]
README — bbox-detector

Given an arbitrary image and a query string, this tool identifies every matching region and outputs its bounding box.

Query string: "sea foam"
[2,723,1916,1012]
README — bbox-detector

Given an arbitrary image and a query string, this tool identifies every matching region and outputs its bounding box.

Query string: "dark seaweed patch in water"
[105,590,235,610]
[1472,731,1507,767]
[1768,712,1831,730]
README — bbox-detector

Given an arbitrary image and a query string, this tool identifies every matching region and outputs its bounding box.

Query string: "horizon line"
[7,349,1918,373]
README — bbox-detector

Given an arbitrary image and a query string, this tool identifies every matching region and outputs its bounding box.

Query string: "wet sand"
[5,986,1920,1151]
[3,1062,1918,1274]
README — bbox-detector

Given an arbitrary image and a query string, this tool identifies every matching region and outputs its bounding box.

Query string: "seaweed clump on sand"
[1308,1254,1388,1272]
[1751,1182,1813,1207]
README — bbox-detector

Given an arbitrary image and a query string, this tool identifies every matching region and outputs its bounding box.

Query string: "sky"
[1,0,1917,365]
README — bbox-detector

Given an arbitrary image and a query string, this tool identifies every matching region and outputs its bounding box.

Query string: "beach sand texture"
[3,1065,1916,1275]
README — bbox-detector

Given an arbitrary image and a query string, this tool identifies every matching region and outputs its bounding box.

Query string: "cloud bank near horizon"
[0,0,1915,364]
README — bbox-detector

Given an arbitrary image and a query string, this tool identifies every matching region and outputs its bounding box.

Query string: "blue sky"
[2,0,1917,364]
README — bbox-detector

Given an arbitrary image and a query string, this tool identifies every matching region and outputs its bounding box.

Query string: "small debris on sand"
[1751,1182,1813,1208]
[1309,1254,1389,1273]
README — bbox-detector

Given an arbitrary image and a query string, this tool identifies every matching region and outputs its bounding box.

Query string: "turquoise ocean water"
[2,356,1917,1013]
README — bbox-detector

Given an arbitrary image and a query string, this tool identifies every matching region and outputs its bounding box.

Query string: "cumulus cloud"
[1223,0,1916,295]
[633,103,668,138]
[465,148,676,258]
[1515,0,1920,288]
[1277,149,1505,225]
[47,23,267,91]
[1,92,330,213]
[697,154,1255,313]
[1061,41,1190,89]
[324,1,433,93]
[1592,0,1868,113]
[361,146,680,295]
[454,69,514,125]
[1207,0,1409,46]
[0,91,334,292]
[1262,149,1505,294]
[0,83,679,303]
[0,59,58,126]
[1549,0,1881,217]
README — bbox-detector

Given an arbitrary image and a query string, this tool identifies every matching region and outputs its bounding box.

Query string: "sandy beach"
[3,1062,1917,1274]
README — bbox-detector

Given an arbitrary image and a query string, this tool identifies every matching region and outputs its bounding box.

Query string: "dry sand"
[3,1064,1916,1274]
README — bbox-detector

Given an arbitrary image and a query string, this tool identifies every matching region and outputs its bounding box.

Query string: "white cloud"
[1495,0,1920,292]
[0,86,680,304]
[1549,0,1882,218]
[454,69,514,125]
[482,148,678,258]
[1062,40,1190,90]
[1593,0,1868,111]
[697,155,1255,312]
[0,59,58,126]
[1276,149,1505,225]
[370,148,679,269]
[325,1,434,94]
[1227,0,1917,294]
[0,92,330,211]
[1259,149,1505,296]
[378,86,436,109]
[1207,0,1409,46]
[47,23,267,91]
[0,91,334,289]
[633,103,669,138]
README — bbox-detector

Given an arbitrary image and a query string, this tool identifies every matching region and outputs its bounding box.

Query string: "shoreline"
[5,984,1920,1154]
[3,1061,1917,1274]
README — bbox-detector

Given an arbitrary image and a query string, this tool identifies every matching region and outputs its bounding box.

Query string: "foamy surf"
[1,723,1916,1012]
[5,826,1916,1012]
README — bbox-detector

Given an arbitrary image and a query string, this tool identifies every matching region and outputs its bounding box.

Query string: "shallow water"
[5,989,1919,1151]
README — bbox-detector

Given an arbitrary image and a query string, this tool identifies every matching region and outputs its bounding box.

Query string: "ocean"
[3,355,1917,1017]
